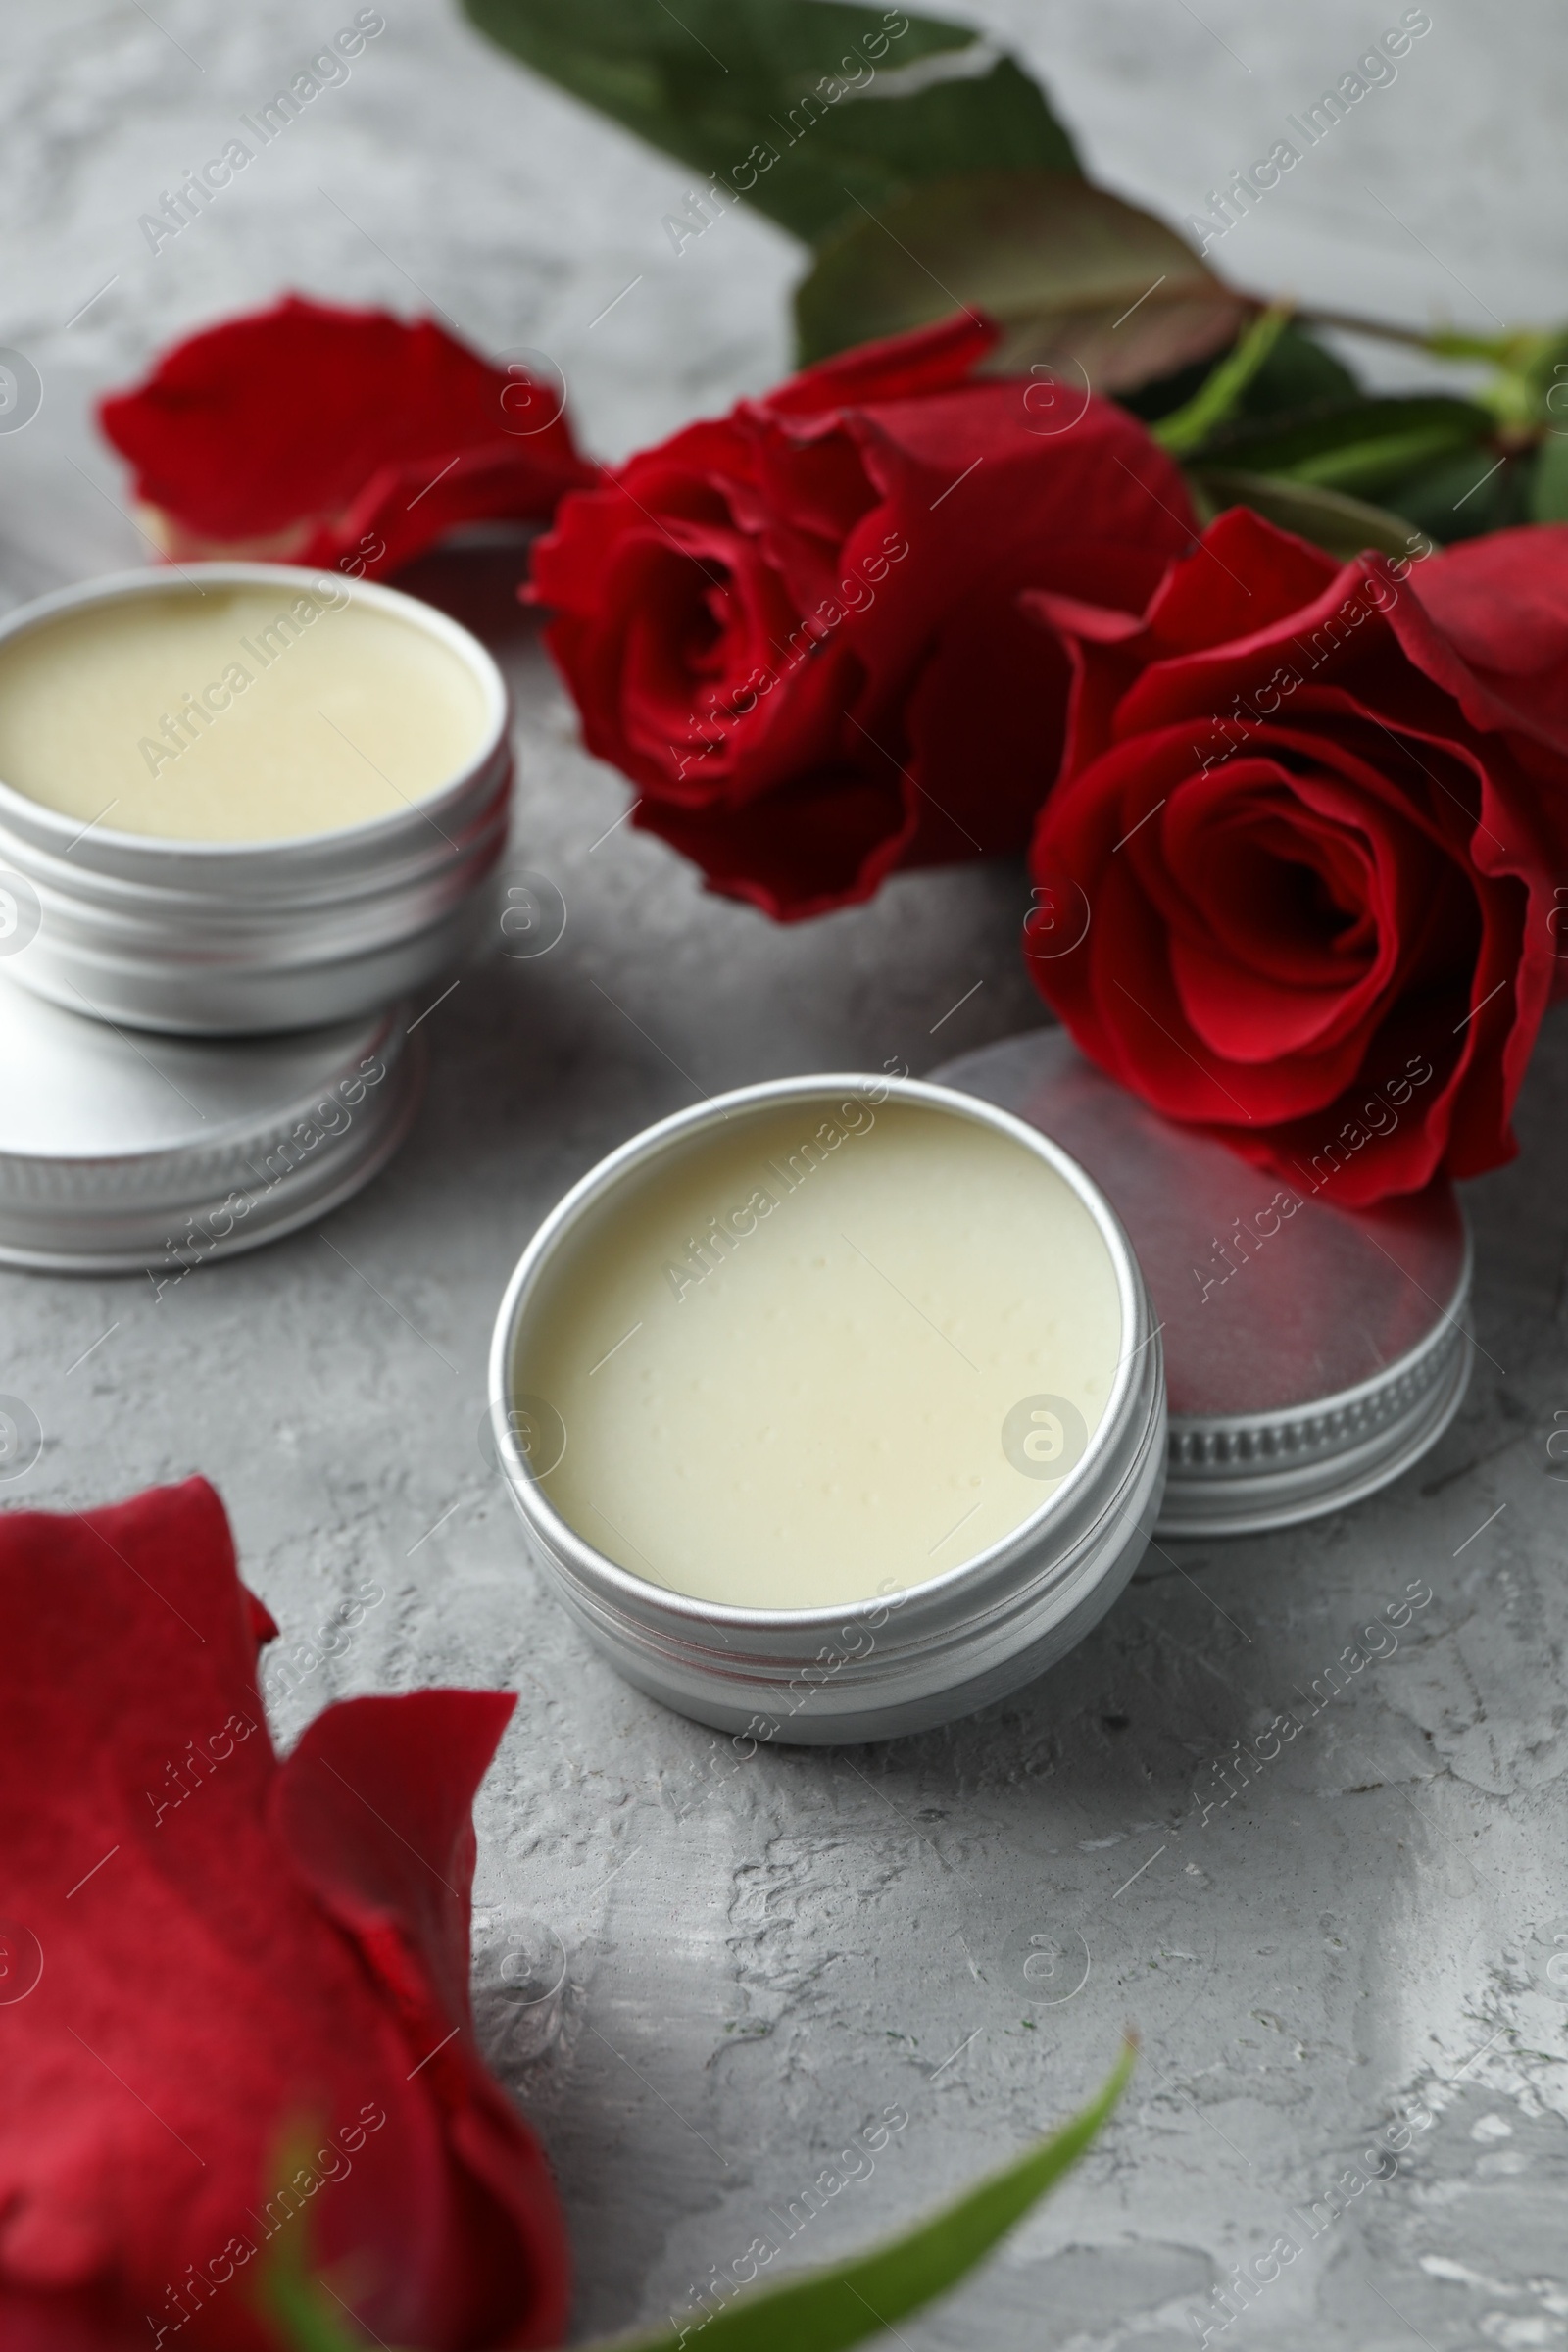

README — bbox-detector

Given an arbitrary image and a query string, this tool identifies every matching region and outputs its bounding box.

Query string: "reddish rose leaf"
[795,170,1246,384]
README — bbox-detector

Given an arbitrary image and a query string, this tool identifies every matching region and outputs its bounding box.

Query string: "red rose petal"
[1408,521,1568,746]
[99,295,596,578]
[760,313,1000,416]
[275,1693,569,2351]
[633,753,913,920]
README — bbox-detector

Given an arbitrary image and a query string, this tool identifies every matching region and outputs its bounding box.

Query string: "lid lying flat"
[0,973,423,1274]
[932,1029,1472,1536]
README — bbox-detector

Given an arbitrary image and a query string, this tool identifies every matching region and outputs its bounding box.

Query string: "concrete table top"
[3,5,1565,2346]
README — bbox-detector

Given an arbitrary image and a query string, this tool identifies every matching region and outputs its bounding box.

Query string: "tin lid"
[932,1029,1472,1537]
[0,971,423,1274]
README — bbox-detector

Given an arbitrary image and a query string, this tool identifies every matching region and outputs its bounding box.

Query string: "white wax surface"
[0,584,490,842]
[514,1099,1124,1609]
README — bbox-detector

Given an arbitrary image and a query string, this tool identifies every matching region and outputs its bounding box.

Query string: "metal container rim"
[487,1070,1154,1637]
[0,997,410,1175]
[0,1022,425,1276]
[1167,1218,1473,1445]
[0,561,509,859]
[1158,1327,1472,1535]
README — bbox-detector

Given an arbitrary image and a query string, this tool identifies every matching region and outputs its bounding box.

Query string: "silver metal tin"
[0,970,423,1274]
[488,1075,1166,1743]
[932,1030,1473,1538]
[0,564,511,1035]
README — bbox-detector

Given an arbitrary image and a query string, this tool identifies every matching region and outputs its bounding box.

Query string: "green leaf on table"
[258,2043,1134,2352]
[461,0,1079,247]
[1196,394,1493,500]
[795,168,1247,382]
[1190,467,1428,562]
[590,2037,1136,2351]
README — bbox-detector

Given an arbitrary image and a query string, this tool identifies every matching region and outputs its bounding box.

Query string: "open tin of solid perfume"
[0,970,422,1274]
[933,1028,1473,1537]
[0,563,511,1036]
[488,1074,1166,1743]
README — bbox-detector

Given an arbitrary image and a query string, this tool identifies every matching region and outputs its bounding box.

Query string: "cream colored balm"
[0,584,491,842]
[514,1099,1125,1609]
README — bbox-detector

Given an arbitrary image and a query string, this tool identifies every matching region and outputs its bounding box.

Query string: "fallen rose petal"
[0,1477,568,2352]
[99,295,598,582]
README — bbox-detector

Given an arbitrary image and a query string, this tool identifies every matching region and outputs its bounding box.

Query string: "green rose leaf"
[1196,393,1493,499]
[1152,304,1293,457]
[1421,322,1568,436]
[1391,445,1532,544]
[594,2036,1135,2351]
[1530,432,1568,522]
[1227,320,1360,418]
[1190,467,1430,562]
[1120,319,1361,431]
[461,0,1079,247]
[794,168,1247,384]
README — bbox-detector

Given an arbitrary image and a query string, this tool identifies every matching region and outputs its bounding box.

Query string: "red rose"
[99,295,597,582]
[0,1479,568,2351]
[529,315,1198,918]
[1025,507,1568,1202]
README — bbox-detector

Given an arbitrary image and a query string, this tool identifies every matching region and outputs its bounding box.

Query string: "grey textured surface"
[2,4,1565,2346]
